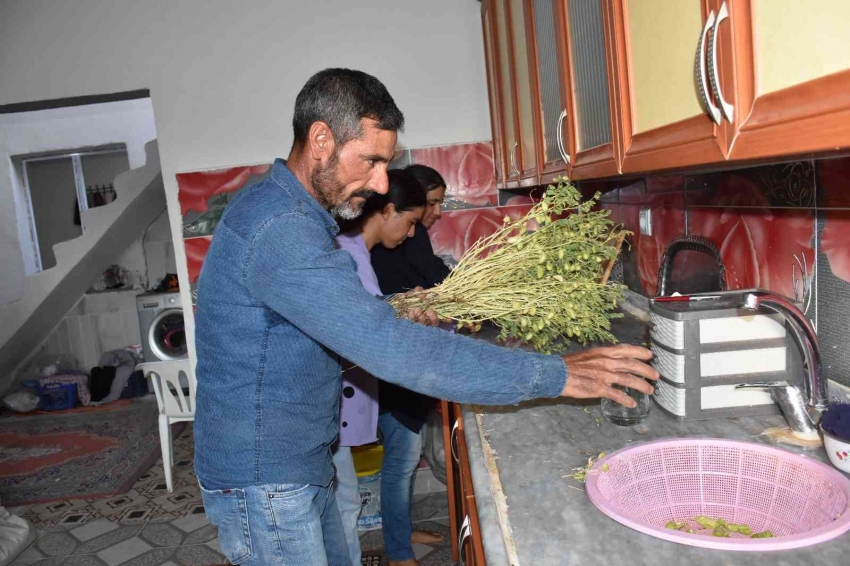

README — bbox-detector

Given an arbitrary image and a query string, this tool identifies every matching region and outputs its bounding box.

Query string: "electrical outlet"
[639,208,652,236]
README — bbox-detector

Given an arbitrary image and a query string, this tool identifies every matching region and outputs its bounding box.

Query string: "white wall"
[0,99,158,304]
[0,0,491,364]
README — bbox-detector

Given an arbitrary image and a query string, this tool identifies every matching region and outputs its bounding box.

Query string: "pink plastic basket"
[585,438,850,551]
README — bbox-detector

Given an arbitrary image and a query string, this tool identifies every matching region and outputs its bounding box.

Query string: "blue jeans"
[332,446,361,566]
[378,412,422,561]
[200,481,351,566]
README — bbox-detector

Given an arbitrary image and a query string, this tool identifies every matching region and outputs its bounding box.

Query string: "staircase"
[0,140,166,389]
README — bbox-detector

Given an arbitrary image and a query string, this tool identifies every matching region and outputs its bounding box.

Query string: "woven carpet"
[0,399,173,506]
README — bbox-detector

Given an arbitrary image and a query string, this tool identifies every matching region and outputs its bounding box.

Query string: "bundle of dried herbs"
[389,178,630,354]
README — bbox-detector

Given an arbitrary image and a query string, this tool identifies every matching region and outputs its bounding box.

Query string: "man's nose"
[407,225,416,237]
[371,167,389,195]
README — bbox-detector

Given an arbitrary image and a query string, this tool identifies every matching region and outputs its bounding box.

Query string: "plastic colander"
[585,438,850,551]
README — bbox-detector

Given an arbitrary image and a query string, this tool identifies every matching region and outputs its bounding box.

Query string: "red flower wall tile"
[501,194,536,207]
[646,175,684,194]
[177,164,272,216]
[428,205,532,263]
[620,205,686,296]
[685,162,815,208]
[821,211,850,284]
[410,142,497,207]
[184,237,212,284]
[619,186,685,207]
[688,208,814,298]
[599,204,620,225]
[816,157,850,208]
[580,179,618,203]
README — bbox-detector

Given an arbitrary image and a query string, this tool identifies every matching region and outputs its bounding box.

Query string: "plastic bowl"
[821,425,850,474]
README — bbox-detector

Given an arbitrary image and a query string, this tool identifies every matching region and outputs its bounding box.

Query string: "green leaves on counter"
[666,516,773,538]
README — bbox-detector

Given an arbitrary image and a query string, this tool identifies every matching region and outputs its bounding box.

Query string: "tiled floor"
[8,425,454,566]
[11,492,452,566]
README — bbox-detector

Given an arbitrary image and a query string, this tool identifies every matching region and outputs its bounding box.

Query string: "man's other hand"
[560,345,659,408]
[404,286,439,327]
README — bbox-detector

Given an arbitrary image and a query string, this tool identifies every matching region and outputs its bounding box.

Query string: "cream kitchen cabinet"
[610,0,729,173]
[722,0,850,160]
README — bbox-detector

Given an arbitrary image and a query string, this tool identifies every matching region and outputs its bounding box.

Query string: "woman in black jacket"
[370,164,449,562]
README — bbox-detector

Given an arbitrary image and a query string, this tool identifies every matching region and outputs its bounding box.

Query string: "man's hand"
[561,345,659,408]
[404,286,439,327]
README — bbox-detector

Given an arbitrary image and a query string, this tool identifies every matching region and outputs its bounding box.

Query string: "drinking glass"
[601,384,650,426]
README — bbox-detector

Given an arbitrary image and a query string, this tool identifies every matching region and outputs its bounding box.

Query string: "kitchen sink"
[585,438,850,551]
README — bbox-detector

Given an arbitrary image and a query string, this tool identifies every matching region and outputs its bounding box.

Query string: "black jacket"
[371,223,450,432]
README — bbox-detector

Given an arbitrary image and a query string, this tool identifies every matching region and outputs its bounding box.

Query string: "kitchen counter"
[461,311,850,566]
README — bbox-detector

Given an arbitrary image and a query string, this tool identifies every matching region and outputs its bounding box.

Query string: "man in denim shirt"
[194,68,657,566]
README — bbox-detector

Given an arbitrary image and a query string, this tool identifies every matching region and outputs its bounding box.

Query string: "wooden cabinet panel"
[508,0,539,181]
[453,402,486,565]
[560,0,620,179]
[493,0,520,184]
[527,0,571,182]
[482,1,506,187]
[611,0,728,173]
[565,0,613,149]
[724,0,850,160]
[441,400,462,562]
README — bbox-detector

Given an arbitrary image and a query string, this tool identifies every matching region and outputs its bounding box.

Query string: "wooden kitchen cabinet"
[491,0,523,187]
[442,400,486,565]
[484,0,620,184]
[721,0,850,160]
[557,0,621,179]
[610,0,729,173]
[507,0,539,183]
[481,0,850,182]
[481,0,506,188]
[525,0,571,183]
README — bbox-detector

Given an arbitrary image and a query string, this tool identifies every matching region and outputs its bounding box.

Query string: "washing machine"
[136,291,187,362]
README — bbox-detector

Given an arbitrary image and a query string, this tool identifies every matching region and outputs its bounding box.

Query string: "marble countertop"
[461,312,850,566]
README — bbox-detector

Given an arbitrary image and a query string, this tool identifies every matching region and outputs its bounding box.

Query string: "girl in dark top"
[371,165,450,563]
[371,164,449,291]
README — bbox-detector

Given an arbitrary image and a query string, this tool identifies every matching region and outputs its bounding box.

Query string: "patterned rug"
[0,398,172,506]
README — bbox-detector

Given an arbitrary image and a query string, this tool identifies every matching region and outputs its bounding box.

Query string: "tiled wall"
[172,146,850,387]
[174,141,514,288]
[579,157,850,388]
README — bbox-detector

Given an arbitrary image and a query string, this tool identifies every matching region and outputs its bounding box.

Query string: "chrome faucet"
[735,290,828,438]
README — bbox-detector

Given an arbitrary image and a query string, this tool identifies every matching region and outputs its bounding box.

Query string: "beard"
[312,152,375,220]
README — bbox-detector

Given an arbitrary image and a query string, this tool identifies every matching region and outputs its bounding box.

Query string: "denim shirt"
[193,159,567,490]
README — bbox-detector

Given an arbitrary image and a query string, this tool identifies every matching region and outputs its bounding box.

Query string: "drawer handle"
[708,1,734,122]
[451,419,460,464]
[556,109,570,165]
[694,9,722,124]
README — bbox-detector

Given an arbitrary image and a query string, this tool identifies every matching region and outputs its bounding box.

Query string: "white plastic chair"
[136,360,195,492]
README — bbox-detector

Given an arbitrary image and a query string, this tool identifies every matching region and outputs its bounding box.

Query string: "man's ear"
[307,121,336,162]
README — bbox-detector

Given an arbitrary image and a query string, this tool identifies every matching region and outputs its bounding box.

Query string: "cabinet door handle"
[556,109,570,165]
[451,419,460,464]
[458,516,471,565]
[510,142,520,177]
[694,9,722,125]
[708,2,734,122]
